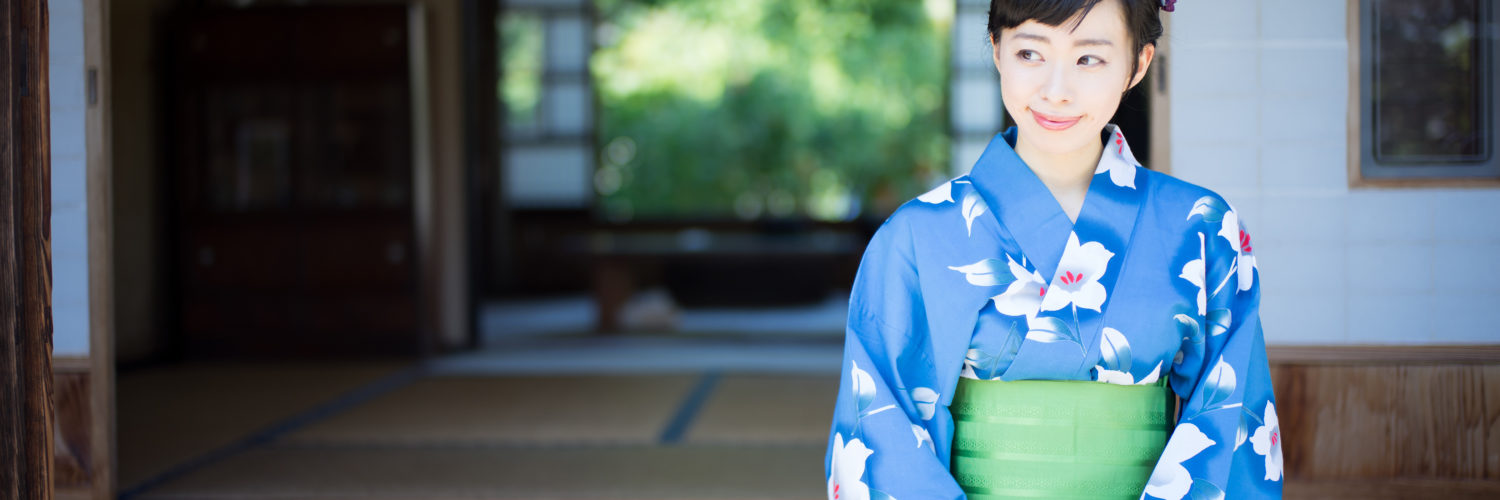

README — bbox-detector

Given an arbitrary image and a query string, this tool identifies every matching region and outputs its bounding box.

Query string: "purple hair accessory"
[1160,0,1175,11]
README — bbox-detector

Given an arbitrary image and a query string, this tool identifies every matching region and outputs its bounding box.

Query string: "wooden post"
[1,0,55,498]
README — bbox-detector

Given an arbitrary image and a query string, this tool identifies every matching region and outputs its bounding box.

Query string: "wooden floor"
[116,356,1500,499]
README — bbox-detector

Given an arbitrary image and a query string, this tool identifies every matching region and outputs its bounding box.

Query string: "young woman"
[825,0,1282,498]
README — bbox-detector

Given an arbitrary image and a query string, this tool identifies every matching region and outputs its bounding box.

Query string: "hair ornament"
[1160,0,1175,12]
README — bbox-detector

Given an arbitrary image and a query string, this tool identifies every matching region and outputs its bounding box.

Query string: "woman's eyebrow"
[1010,32,1114,48]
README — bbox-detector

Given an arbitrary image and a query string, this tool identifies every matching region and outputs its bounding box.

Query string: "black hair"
[987,0,1164,82]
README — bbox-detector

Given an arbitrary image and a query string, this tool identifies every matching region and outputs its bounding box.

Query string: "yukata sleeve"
[1145,204,1283,500]
[826,216,965,500]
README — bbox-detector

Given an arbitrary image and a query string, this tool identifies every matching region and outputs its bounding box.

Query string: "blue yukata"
[826,125,1282,499]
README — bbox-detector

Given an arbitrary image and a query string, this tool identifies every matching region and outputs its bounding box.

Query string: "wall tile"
[50,207,88,260]
[51,303,90,357]
[1257,195,1345,244]
[1261,291,1347,344]
[1259,0,1347,41]
[1430,190,1500,242]
[1172,96,1258,144]
[1259,46,1347,98]
[52,253,88,302]
[1425,292,1500,343]
[1171,45,1258,97]
[1171,143,1258,194]
[1345,190,1435,244]
[1430,242,1500,293]
[1344,243,1431,295]
[1260,140,1347,191]
[1346,294,1433,344]
[49,157,88,207]
[1256,241,1343,294]
[1258,95,1346,143]
[1171,0,1259,44]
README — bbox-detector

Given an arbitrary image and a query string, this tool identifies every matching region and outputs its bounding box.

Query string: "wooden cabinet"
[169,6,420,357]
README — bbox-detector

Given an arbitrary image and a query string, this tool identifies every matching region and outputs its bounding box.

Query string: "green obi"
[949,377,1174,500]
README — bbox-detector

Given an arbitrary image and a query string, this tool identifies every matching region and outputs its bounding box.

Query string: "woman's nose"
[1041,63,1073,103]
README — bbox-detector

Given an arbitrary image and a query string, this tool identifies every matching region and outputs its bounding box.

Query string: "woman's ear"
[990,32,1004,77]
[1128,43,1156,90]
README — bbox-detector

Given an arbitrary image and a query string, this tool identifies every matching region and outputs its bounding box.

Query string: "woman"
[824,0,1282,498]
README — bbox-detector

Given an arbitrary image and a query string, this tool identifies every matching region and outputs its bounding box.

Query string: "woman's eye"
[1078,55,1105,67]
[1017,50,1041,62]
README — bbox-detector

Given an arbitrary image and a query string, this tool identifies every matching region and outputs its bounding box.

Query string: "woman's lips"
[1031,109,1081,131]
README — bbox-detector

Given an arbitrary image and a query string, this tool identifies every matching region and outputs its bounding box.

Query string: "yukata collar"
[966,124,1147,297]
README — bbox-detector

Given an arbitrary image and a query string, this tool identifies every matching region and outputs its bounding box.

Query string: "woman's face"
[992,0,1152,156]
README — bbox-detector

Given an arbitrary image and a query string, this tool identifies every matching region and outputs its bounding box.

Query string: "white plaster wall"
[49,0,90,357]
[1168,1,1500,345]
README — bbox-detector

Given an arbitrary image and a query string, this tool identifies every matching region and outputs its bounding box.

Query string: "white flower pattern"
[1040,232,1115,312]
[1180,232,1207,316]
[991,255,1048,318]
[1250,402,1283,481]
[1093,360,1163,386]
[1145,423,1216,500]
[828,433,874,500]
[1096,125,1141,189]
[1218,210,1256,293]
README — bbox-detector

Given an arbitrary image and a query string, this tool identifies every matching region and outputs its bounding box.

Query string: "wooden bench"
[1269,345,1500,499]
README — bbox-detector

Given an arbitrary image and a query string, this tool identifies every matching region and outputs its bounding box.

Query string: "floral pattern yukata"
[826,125,1282,500]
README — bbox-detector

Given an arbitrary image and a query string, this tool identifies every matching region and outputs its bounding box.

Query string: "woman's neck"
[1013,132,1103,223]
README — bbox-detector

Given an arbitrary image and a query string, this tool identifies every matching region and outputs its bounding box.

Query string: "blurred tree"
[591,0,952,222]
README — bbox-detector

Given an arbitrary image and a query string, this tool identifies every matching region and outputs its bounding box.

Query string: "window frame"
[1352,0,1500,186]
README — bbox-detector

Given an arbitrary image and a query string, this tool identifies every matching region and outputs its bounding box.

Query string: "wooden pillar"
[1,0,55,497]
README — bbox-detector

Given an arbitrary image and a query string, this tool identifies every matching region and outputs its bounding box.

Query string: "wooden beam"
[83,0,115,496]
[1,0,55,497]
[1269,345,1500,365]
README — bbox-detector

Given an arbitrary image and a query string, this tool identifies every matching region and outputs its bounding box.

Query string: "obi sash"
[949,377,1174,499]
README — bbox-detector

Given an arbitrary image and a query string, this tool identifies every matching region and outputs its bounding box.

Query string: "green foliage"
[500,13,544,128]
[592,0,953,221]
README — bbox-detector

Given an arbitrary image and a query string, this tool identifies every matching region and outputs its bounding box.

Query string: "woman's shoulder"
[884,174,979,226]
[1140,167,1233,209]
[1139,167,1249,227]
[1138,168,1250,257]
[856,175,978,255]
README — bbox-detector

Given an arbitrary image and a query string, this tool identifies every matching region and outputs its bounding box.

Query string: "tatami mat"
[684,375,839,445]
[431,337,842,375]
[280,375,699,445]
[134,444,825,500]
[118,361,414,489]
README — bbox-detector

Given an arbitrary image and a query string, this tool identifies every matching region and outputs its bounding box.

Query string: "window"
[498,0,595,208]
[590,0,954,222]
[1358,0,1499,179]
